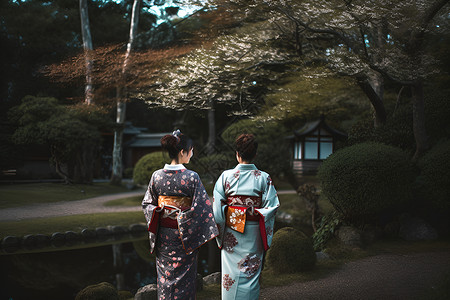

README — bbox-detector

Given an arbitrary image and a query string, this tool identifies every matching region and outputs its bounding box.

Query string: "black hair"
[160,130,194,160]
[235,133,258,162]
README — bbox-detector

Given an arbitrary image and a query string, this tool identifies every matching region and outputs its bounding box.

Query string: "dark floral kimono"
[142,164,219,300]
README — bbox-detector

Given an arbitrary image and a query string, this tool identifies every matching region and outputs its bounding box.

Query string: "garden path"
[0,189,296,221]
[259,251,450,300]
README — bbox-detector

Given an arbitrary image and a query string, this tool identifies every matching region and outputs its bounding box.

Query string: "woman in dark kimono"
[142,130,219,300]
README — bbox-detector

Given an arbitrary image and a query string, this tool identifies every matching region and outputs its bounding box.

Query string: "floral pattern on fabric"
[223,274,235,291]
[142,168,218,254]
[226,207,247,233]
[227,195,262,208]
[156,227,197,300]
[238,254,262,278]
[266,226,273,237]
[252,170,261,178]
[223,232,238,253]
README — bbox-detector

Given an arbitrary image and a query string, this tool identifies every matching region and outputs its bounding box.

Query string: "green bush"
[425,90,450,145]
[266,227,316,273]
[418,139,450,211]
[133,151,168,185]
[312,210,343,251]
[318,142,416,223]
[221,119,291,177]
[348,104,415,151]
[75,282,119,300]
[190,153,235,181]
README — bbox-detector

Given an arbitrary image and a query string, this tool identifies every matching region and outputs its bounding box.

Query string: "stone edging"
[0,223,148,254]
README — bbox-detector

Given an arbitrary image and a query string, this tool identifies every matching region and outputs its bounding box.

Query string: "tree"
[9,96,110,183]
[79,0,94,104]
[135,21,292,152]
[211,0,449,159]
[110,0,142,186]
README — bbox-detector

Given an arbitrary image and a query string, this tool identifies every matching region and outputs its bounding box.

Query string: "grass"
[0,182,131,209]
[0,211,145,240]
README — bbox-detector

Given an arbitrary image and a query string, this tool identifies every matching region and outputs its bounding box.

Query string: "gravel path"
[0,190,146,221]
[0,189,297,222]
[260,251,450,300]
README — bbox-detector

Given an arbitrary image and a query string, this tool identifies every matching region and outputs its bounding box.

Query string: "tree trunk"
[110,0,141,186]
[206,98,216,155]
[411,80,428,161]
[79,0,94,105]
[356,75,387,127]
[110,93,126,186]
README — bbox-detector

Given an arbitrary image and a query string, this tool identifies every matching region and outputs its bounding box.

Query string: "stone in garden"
[111,225,128,236]
[65,231,81,246]
[362,225,383,245]
[51,232,65,247]
[134,284,157,300]
[75,282,119,300]
[96,227,112,242]
[81,228,97,241]
[399,214,438,241]
[129,223,147,237]
[35,234,50,249]
[315,251,330,261]
[23,234,38,250]
[1,236,21,253]
[338,226,362,247]
[203,272,221,285]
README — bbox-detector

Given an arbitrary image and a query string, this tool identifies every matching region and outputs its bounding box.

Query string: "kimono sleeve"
[255,174,279,250]
[177,172,219,254]
[212,172,228,248]
[142,172,160,253]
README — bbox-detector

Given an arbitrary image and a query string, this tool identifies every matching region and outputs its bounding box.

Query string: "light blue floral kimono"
[213,164,279,300]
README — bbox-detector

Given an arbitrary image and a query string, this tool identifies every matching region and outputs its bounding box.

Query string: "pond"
[0,235,218,300]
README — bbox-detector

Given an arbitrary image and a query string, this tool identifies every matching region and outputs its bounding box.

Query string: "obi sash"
[226,195,262,233]
[158,195,192,228]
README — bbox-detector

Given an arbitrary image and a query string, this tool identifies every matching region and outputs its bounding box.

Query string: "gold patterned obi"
[158,195,192,228]
[225,195,262,233]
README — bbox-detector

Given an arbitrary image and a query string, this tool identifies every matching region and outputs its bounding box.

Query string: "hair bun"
[160,135,178,150]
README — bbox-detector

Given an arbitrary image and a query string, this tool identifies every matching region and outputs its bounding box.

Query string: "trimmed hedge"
[418,139,450,211]
[75,282,119,300]
[318,142,416,222]
[133,151,168,186]
[266,227,316,273]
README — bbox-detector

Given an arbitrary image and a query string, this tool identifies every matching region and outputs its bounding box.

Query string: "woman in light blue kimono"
[213,133,279,299]
[142,130,219,300]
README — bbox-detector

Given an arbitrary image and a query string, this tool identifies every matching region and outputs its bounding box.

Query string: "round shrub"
[75,282,118,300]
[418,139,450,211]
[133,151,167,185]
[318,142,416,222]
[266,227,316,273]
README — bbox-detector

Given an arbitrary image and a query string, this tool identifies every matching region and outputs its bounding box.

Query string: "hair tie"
[172,129,181,143]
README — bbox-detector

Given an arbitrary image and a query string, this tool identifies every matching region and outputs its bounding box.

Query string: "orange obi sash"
[225,195,262,233]
[158,195,192,228]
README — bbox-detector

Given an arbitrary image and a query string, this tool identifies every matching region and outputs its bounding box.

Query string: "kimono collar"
[235,163,257,171]
[164,164,186,171]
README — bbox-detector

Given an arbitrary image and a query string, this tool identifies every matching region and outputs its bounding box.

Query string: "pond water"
[0,237,217,300]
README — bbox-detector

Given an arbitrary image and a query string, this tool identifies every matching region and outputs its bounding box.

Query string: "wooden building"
[287,116,347,176]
